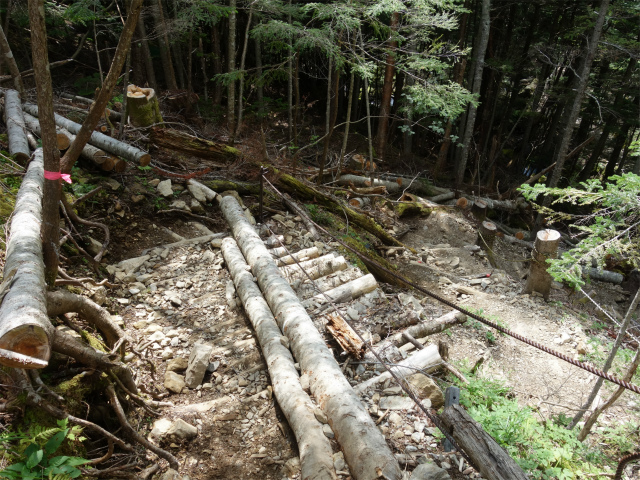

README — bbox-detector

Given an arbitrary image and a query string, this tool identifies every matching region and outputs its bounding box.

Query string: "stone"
[159,469,181,480]
[149,418,173,441]
[157,179,173,197]
[399,293,422,311]
[333,452,345,472]
[379,396,416,410]
[91,286,107,306]
[167,418,198,441]
[131,194,145,204]
[170,200,189,211]
[86,237,103,256]
[388,412,403,426]
[187,183,208,203]
[116,255,150,275]
[577,341,587,355]
[148,331,166,342]
[185,343,214,388]
[164,371,186,394]
[190,198,204,214]
[411,462,451,480]
[407,373,444,409]
[322,424,334,439]
[149,178,161,187]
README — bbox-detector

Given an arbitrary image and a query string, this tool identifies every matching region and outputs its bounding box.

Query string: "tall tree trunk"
[151,0,177,90]
[455,0,491,186]
[227,0,237,134]
[171,42,185,90]
[186,30,193,96]
[337,70,355,178]
[232,6,253,143]
[0,23,24,97]
[286,1,293,144]
[28,0,61,286]
[535,0,610,230]
[376,12,399,163]
[212,23,223,105]
[198,34,208,101]
[602,123,631,180]
[136,14,157,90]
[254,32,263,117]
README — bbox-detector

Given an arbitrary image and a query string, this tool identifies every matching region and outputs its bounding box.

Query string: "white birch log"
[56,125,117,171]
[275,247,320,267]
[446,196,529,212]
[187,179,218,202]
[336,174,401,193]
[355,345,442,395]
[23,103,151,166]
[296,267,363,300]
[582,267,624,285]
[0,149,52,368]
[303,274,377,308]
[59,92,123,122]
[218,195,403,480]
[3,89,30,162]
[221,238,336,480]
[264,235,285,248]
[279,254,348,283]
[22,111,70,150]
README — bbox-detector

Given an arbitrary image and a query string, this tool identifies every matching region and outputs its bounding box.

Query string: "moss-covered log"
[150,127,239,163]
[274,170,406,248]
[202,179,261,196]
[126,85,163,128]
[340,235,408,287]
[393,201,432,218]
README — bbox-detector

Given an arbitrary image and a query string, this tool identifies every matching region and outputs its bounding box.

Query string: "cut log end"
[56,133,71,151]
[0,325,51,368]
[139,153,151,167]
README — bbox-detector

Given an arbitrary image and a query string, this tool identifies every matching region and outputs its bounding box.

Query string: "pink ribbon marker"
[44,170,72,183]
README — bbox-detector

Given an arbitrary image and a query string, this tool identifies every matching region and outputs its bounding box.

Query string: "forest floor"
[44,160,640,480]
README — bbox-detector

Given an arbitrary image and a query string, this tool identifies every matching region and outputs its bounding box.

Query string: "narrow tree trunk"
[287,1,293,143]
[150,127,239,161]
[218,195,403,480]
[198,34,208,101]
[318,62,339,184]
[376,12,399,163]
[0,23,24,97]
[232,6,253,143]
[455,0,491,186]
[212,23,223,106]
[602,123,631,180]
[227,0,237,135]
[0,149,52,368]
[337,70,355,178]
[151,0,177,90]
[3,89,30,162]
[136,14,157,90]
[254,33,264,116]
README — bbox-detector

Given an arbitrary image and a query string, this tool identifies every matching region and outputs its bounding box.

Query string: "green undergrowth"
[449,364,636,479]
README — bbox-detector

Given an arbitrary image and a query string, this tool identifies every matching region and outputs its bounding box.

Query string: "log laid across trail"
[23,103,151,166]
[150,127,239,163]
[22,111,70,150]
[3,89,30,162]
[0,149,52,368]
[218,194,403,480]
[221,237,337,480]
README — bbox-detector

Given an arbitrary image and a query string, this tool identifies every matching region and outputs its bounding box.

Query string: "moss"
[340,235,408,287]
[394,201,432,218]
[79,330,109,353]
[204,179,261,196]
[53,372,108,416]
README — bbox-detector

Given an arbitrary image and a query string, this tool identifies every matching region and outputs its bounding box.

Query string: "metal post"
[443,386,460,452]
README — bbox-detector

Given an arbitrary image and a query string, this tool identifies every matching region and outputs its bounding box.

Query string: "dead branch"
[61,195,110,262]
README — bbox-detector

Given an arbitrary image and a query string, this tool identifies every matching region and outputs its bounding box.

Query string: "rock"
[167,418,198,441]
[149,418,173,441]
[388,412,403,426]
[399,293,422,311]
[577,340,587,355]
[322,424,334,438]
[116,255,150,275]
[159,469,182,480]
[333,452,345,472]
[190,198,204,214]
[170,200,189,211]
[379,396,416,410]
[91,286,107,306]
[283,457,301,478]
[185,343,213,388]
[103,178,121,191]
[450,257,460,268]
[407,374,444,409]
[131,194,145,204]
[149,178,161,187]
[411,462,451,480]
[157,179,173,197]
[86,237,103,256]
[164,371,186,394]
[187,183,208,203]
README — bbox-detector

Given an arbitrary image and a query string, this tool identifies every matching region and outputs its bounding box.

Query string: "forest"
[0,0,639,479]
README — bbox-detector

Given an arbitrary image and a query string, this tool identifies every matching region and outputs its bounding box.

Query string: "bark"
[22,112,70,150]
[221,238,336,479]
[295,267,363,300]
[198,34,208,101]
[376,12,399,162]
[303,273,378,309]
[58,99,122,124]
[56,125,116,171]
[24,103,151,166]
[570,287,640,430]
[0,150,53,368]
[275,247,320,267]
[28,0,62,286]
[355,345,442,394]
[476,221,497,268]
[524,229,561,300]
[582,267,623,285]
[0,24,24,96]
[232,6,253,143]
[150,127,239,162]
[151,0,177,90]
[326,313,365,358]
[336,174,401,193]
[254,33,264,115]
[136,13,157,90]
[212,24,223,106]
[218,195,403,480]
[227,0,237,133]
[126,84,163,127]
[450,196,529,213]
[337,70,356,177]
[455,0,491,186]
[3,89,30,162]
[318,62,340,182]
[279,254,348,283]
[440,405,529,480]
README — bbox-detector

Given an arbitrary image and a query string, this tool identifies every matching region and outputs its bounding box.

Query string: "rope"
[263,173,640,396]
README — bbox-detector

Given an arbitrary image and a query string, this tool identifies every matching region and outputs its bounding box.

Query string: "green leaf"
[26,447,44,470]
[44,430,67,455]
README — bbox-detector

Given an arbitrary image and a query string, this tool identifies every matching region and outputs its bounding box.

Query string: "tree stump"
[471,199,488,221]
[126,84,163,128]
[524,229,561,300]
[476,220,497,267]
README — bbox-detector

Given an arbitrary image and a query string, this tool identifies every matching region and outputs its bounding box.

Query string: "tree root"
[72,185,103,207]
[29,369,65,402]
[59,227,100,272]
[157,208,217,225]
[47,290,129,350]
[106,384,179,470]
[86,439,114,466]
[61,195,110,262]
[57,268,116,288]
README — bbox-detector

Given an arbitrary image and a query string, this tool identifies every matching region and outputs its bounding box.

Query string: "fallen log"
[440,404,529,480]
[59,93,122,122]
[365,311,466,362]
[326,313,365,358]
[295,267,363,299]
[336,174,401,193]
[275,247,320,267]
[0,149,53,368]
[22,111,70,150]
[450,196,529,213]
[393,193,434,218]
[218,194,403,480]
[377,173,441,196]
[221,238,337,480]
[203,179,261,196]
[3,89,30,163]
[279,254,348,282]
[582,267,624,285]
[23,103,151,166]
[55,125,118,171]
[354,345,442,394]
[126,85,162,128]
[274,169,406,248]
[303,273,377,309]
[150,127,239,163]
[340,235,409,287]
[427,191,455,203]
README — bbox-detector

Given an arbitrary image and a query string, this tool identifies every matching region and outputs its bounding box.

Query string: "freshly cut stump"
[126,84,163,128]
[524,229,561,300]
[222,238,336,480]
[218,195,402,480]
